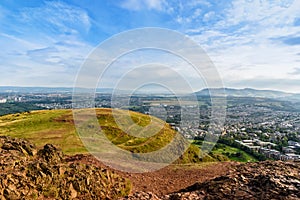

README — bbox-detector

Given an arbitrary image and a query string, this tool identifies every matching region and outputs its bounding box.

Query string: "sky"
[1,0,300,92]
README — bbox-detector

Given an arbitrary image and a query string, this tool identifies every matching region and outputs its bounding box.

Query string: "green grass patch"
[212,143,257,162]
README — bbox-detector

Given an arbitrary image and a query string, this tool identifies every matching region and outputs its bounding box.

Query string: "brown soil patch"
[65,154,238,196]
[53,114,75,124]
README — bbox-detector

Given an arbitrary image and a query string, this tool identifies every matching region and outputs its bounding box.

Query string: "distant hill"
[0,86,124,94]
[195,88,300,100]
[0,86,74,93]
[3,86,299,101]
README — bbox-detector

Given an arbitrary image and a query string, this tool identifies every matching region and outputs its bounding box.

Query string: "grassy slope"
[212,143,257,162]
[0,108,215,163]
[0,109,83,154]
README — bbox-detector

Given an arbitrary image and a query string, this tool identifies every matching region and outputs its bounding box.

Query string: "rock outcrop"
[170,160,300,200]
[123,160,300,200]
[0,136,131,199]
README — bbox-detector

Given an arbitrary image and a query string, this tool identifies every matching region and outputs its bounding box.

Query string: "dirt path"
[66,154,238,196]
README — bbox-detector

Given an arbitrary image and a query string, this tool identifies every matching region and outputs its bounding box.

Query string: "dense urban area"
[1,88,300,162]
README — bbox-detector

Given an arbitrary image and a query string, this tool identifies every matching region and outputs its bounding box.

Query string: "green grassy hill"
[0,109,81,154]
[0,108,216,163]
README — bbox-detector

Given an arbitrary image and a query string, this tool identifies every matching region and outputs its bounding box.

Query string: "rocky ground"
[1,136,299,199]
[0,136,130,199]
[173,160,300,200]
[69,154,236,196]
[121,161,300,200]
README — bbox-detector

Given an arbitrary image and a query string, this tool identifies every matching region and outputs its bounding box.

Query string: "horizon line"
[0,85,299,94]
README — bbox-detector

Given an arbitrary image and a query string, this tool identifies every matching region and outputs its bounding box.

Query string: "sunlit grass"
[212,144,257,162]
[0,108,175,155]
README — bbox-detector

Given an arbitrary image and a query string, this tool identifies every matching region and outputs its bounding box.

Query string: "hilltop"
[0,108,216,164]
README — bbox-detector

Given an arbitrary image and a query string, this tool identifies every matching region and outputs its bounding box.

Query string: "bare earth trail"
[66,154,238,196]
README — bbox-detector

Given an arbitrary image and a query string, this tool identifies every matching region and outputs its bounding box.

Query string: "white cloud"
[221,0,296,26]
[192,8,202,19]
[182,0,300,92]
[146,0,165,10]
[289,67,300,75]
[0,33,92,87]
[0,1,95,87]
[120,0,167,11]
[203,11,215,22]
[19,1,91,34]
[0,33,39,49]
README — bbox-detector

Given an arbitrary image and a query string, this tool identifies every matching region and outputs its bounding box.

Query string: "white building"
[0,99,7,103]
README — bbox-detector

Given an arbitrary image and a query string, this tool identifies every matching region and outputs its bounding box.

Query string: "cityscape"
[1,87,300,162]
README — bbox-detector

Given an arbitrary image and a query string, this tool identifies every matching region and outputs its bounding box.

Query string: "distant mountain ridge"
[0,86,180,95]
[1,86,300,101]
[195,88,300,100]
[0,86,122,94]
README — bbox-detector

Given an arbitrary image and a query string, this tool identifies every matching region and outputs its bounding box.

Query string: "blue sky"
[1,0,300,92]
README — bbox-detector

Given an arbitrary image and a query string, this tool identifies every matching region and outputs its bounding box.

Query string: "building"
[0,99,7,103]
